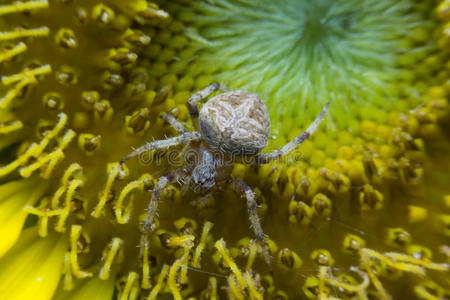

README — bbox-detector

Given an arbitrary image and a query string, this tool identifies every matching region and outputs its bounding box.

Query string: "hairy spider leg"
[253,102,330,164]
[187,82,222,130]
[120,132,202,164]
[161,112,188,134]
[140,168,189,262]
[142,167,189,234]
[231,179,273,271]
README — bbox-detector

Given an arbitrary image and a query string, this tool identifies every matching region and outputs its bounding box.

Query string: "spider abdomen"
[199,91,270,157]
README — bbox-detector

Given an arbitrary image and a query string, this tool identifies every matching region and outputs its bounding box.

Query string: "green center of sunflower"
[168,0,436,129]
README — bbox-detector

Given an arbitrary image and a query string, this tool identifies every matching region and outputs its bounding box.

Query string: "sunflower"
[0,0,449,299]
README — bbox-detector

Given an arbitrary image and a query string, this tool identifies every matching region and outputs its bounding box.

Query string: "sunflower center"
[299,3,349,45]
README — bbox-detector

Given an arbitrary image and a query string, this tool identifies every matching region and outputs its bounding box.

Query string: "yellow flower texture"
[0,0,449,299]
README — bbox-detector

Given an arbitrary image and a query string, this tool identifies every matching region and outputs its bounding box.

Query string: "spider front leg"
[140,168,188,256]
[161,110,187,134]
[188,82,225,130]
[231,179,272,270]
[253,102,330,164]
[120,131,201,164]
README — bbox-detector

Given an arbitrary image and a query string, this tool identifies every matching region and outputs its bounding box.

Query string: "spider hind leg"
[253,102,330,164]
[231,179,273,271]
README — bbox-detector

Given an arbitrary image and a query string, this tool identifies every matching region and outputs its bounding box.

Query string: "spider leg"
[230,179,272,270]
[142,168,187,235]
[161,112,187,134]
[120,131,201,164]
[187,82,224,130]
[253,102,330,164]
[140,168,188,266]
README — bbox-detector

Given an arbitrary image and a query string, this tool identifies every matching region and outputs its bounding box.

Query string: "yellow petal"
[0,179,48,257]
[0,227,67,300]
[53,269,116,300]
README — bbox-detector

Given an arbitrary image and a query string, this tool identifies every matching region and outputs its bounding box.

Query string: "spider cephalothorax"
[191,161,216,192]
[120,82,329,270]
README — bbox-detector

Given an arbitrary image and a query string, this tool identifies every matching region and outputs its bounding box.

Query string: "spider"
[120,82,330,268]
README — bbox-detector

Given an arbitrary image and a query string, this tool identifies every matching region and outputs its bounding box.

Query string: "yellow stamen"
[318,266,327,300]
[178,259,189,289]
[120,272,139,300]
[35,112,68,157]
[0,1,48,15]
[92,164,126,217]
[19,149,64,178]
[385,252,449,272]
[129,287,139,300]
[51,186,66,209]
[115,179,145,224]
[38,130,76,179]
[57,129,76,150]
[360,252,390,300]
[358,290,369,300]
[215,239,246,290]
[361,248,425,276]
[99,237,123,280]
[0,76,37,109]
[147,265,169,300]
[167,234,195,248]
[40,155,61,179]
[1,64,51,85]
[0,27,49,41]
[62,252,74,290]
[209,277,218,300]
[0,120,22,134]
[0,143,38,177]
[55,179,83,232]
[244,271,263,300]
[24,202,63,237]
[324,268,369,296]
[414,283,443,300]
[227,275,245,300]
[0,42,27,62]
[192,221,213,268]
[179,243,194,287]
[302,276,321,299]
[61,163,83,186]
[168,250,190,300]
[141,239,151,289]
[245,241,258,271]
[69,225,93,278]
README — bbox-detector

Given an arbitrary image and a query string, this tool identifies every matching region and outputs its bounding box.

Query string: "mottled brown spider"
[120,82,329,269]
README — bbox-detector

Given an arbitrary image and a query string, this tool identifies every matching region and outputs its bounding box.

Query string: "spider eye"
[191,164,216,192]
